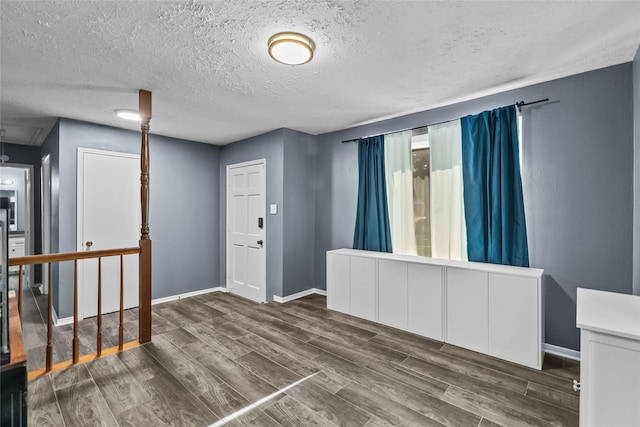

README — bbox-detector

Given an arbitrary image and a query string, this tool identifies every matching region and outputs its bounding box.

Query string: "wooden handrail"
[9,247,143,376]
[9,90,154,378]
[8,247,141,266]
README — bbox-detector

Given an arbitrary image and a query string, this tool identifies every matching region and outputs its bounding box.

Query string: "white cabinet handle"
[572,380,581,392]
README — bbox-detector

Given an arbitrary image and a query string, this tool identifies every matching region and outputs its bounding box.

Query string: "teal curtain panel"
[461,105,529,267]
[353,135,393,253]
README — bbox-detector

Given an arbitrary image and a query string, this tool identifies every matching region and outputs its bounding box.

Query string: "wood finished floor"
[24,290,580,426]
[20,287,139,371]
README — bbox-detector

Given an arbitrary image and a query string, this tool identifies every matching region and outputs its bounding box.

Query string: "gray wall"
[149,131,221,299]
[633,46,640,296]
[218,128,317,300]
[43,118,221,317]
[219,129,285,301]
[282,129,317,296]
[314,63,634,351]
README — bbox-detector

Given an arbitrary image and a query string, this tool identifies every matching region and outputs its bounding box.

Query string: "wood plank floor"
[21,287,139,371]
[24,290,580,426]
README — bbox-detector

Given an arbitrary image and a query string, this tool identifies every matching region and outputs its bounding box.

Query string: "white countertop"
[327,249,545,273]
[448,260,543,278]
[576,288,640,341]
[327,248,453,266]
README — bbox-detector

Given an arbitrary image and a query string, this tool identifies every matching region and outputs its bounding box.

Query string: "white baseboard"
[52,308,74,327]
[544,343,580,361]
[49,287,227,326]
[273,288,327,303]
[152,286,227,305]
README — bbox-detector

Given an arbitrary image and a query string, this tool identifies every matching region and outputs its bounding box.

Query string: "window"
[411,131,431,257]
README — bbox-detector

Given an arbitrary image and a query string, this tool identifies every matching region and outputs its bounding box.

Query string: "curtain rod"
[341,98,550,143]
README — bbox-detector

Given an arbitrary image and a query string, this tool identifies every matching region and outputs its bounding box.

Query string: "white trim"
[152,286,227,305]
[41,154,51,295]
[2,162,35,288]
[544,343,581,361]
[50,287,227,326]
[52,308,74,327]
[273,288,327,303]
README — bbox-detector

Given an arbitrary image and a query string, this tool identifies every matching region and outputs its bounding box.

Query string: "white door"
[77,148,140,319]
[226,160,266,303]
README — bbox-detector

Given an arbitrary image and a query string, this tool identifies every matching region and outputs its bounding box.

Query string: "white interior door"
[226,160,266,303]
[77,148,140,319]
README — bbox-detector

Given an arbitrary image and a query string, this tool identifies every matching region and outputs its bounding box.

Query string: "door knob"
[86,241,93,248]
[257,240,263,247]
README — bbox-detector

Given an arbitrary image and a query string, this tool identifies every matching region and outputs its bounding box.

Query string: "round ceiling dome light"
[115,109,141,121]
[268,32,315,65]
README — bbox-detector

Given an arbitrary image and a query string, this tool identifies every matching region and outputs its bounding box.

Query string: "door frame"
[226,158,267,303]
[76,147,140,319]
[41,154,51,294]
[1,163,34,289]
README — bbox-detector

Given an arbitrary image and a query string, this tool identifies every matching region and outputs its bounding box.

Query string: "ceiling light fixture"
[268,32,315,65]
[1,179,14,185]
[115,109,141,121]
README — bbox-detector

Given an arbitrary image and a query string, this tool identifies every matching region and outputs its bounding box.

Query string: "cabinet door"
[408,263,444,341]
[378,259,407,329]
[350,256,377,321]
[327,253,350,313]
[446,268,488,353]
[488,273,540,368]
[580,330,640,427]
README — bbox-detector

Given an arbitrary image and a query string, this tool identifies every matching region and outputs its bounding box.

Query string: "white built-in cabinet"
[378,256,448,341]
[576,288,640,427]
[446,261,542,369]
[326,249,544,369]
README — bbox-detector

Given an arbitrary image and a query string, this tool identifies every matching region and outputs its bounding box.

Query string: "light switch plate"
[270,204,277,215]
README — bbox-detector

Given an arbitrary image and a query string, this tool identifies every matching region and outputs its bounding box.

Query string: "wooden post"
[118,255,124,351]
[138,89,152,344]
[72,260,79,363]
[140,90,151,241]
[46,263,53,372]
[18,265,23,324]
[97,258,102,357]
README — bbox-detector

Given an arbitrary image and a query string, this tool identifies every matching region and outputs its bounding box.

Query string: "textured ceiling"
[1,1,639,146]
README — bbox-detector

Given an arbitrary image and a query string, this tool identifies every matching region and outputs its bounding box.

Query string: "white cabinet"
[326,249,543,369]
[350,256,376,321]
[447,261,543,369]
[378,257,447,339]
[326,253,349,313]
[407,263,444,341]
[577,289,640,427]
[446,268,489,353]
[326,251,377,322]
[378,259,408,329]
[489,273,540,368]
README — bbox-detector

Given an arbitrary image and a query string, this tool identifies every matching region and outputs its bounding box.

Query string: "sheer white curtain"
[428,120,467,260]
[384,131,417,255]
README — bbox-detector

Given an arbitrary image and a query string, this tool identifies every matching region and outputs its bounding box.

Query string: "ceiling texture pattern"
[1,1,639,146]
